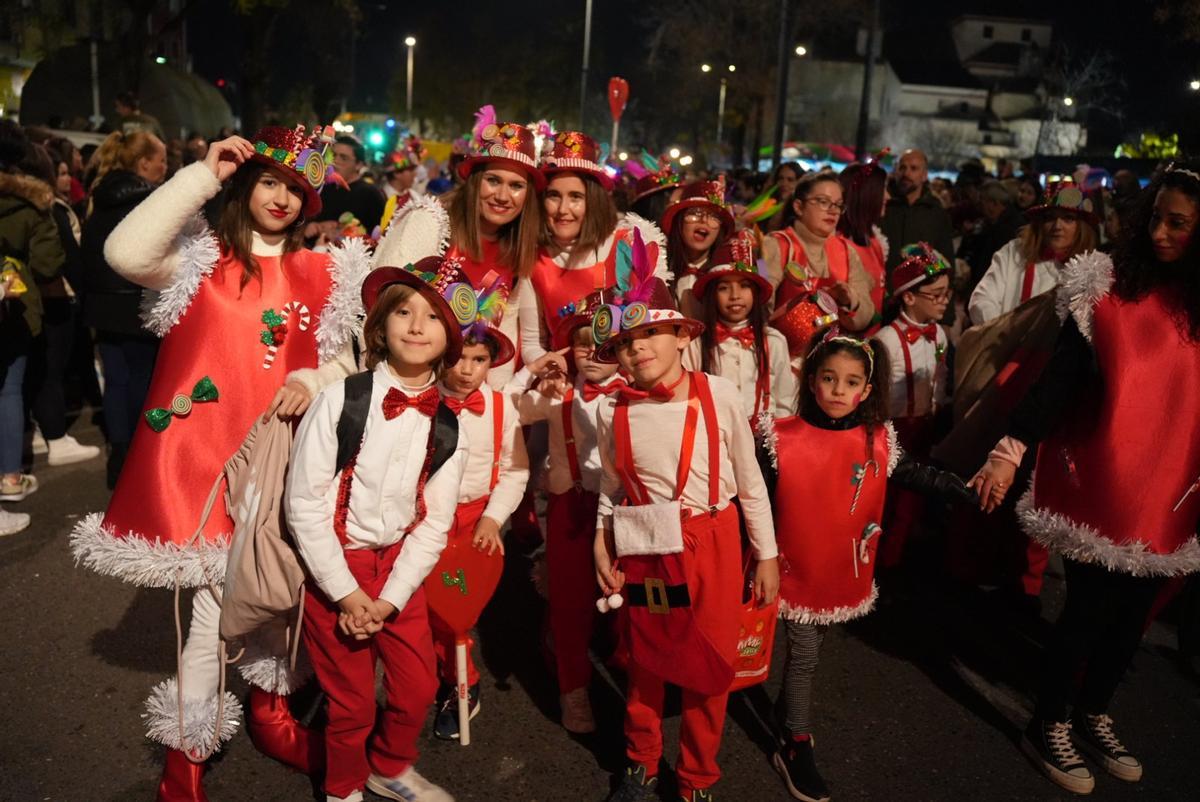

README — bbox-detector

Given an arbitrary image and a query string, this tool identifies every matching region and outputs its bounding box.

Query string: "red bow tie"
[716,323,755,348]
[381,386,440,420]
[581,379,627,402]
[444,390,486,416]
[904,323,938,345]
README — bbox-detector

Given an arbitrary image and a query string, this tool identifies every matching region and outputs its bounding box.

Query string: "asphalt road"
[2,422,1198,802]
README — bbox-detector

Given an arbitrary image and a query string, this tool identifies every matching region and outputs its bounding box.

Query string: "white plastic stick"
[456,638,470,746]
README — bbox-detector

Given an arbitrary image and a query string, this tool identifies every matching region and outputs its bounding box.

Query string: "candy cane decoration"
[262,301,311,369]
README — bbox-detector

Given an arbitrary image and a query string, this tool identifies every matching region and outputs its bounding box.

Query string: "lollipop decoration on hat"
[250,124,346,217]
[442,271,516,366]
[1024,182,1099,226]
[456,105,546,189]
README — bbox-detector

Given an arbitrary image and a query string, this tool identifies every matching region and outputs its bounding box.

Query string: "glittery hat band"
[808,327,875,377]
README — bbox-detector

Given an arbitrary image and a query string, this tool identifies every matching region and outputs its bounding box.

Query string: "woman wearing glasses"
[661,179,737,319]
[763,171,876,334]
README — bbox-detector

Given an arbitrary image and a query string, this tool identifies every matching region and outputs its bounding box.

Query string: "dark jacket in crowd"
[81,169,156,337]
[316,176,386,231]
[0,171,66,343]
[880,186,957,274]
[961,205,1025,289]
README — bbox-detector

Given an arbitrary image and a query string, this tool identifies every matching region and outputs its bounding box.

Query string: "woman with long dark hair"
[972,163,1200,795]
[69,128,368,799]
[838,160,889,333]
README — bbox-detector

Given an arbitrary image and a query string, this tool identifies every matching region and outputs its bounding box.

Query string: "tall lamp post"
[404,36,416,121]
[702,64,736,158]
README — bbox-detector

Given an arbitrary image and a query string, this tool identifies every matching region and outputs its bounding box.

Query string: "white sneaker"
[0,509,31,537]
[31,427,48,455]
[0,474,38,502]
[325,792,363,802]
[561,687,596,734]
[366,766,455,802]
[47,434,101,466]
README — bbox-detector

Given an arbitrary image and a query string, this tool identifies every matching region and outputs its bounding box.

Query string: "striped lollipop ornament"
[261,301,311,369]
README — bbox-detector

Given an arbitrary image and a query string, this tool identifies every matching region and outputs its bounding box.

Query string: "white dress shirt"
[595,373,777,560]
[683,322,799,419]
[873,311,949,419]
[286,362,469,611]
[442,381,530,522]
[968,238,1062,324]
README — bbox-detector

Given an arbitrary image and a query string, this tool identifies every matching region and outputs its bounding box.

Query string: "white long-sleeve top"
[286,362,469,611]
[595,373,778,560]
[873,311,949,419]
[968,238,1062,325]
[442,381,530,522]
[505,367,620,495]
[683,323,798,419]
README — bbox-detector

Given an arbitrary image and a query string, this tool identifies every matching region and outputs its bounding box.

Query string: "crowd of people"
[2,99,1197,802]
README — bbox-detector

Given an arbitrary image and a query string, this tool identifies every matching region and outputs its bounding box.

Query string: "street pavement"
[2,421,1198,802]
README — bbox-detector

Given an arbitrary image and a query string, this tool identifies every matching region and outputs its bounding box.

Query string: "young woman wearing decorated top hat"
[660,178,737,321]
[518,130,669,364]
[68,126,370,800]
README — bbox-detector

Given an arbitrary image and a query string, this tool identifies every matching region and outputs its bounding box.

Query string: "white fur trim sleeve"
[139,215,220,336]
[620,211,670,280]
[1017,483,1200,577]
[143,677,242,752]
[1054,250,1114,341]
[873,225,889,263]
[69,512,230,588]
[372,193,449,269]
[317,237,371,362]
[884,421,902,476]
[778,584,878,625]
[106,162,222,291]
[235,647,313,695]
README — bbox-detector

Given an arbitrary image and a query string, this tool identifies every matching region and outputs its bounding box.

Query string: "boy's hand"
[366,598,396,632]
[262,380,312,422]
[336,587,375,638]
[529,347,570,379]
[472,516,505,556]
[594,526,624,595]
[752,557,780,606]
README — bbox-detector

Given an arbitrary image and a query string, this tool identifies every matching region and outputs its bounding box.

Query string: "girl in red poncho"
[759,332,973,802]
[68,128,369,800]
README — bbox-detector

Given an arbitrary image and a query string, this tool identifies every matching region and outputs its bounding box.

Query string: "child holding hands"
[286,258,469,802]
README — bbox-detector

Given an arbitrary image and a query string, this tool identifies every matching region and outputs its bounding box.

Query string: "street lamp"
[669,147,681,159]
[404,36,416,120]
[701,63,712,73]
[701,64,735,151]
[794,45,808,57]
[1062,96,1074,107]
[1190,79,1200,91]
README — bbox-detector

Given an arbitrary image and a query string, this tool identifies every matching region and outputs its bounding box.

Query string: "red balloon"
[424,527,504,635]
[608,77,630,122]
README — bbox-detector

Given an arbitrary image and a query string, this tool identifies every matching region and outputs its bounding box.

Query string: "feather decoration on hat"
[742,184,780,223]
[640,152,661,172]
[623,158,649,180]
[466,274,507,340]
[612,228,655,305]
[471,105,497,148]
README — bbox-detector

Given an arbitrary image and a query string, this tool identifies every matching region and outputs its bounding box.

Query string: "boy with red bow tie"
[428,283,530,740]
[590,278,779,802]
[871,242,952,568]
[504,291,627,734]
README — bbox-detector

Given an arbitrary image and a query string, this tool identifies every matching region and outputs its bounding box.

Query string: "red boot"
[245,687,324,774]
[157,749,208,802]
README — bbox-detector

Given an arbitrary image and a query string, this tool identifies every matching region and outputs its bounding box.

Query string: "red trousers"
[879,415,935,569]
[429,495,489,687]
[303,542,438,799]
[625,504,742,794]
[546,488,601,693]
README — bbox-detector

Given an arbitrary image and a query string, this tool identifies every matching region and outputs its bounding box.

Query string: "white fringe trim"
[235,651,313,695]
[621,211,669,279]
[373,193,450,270]
[778,583,878,625]
[140,216,220,336]
[143,677,242,752]
[884,420,901,476]
[1017,485,1200,577]
[757,411,779,469]
[317,237,372,363]
[1054,250,1113,342]
[873,225,889,263]
[69,512,229,589]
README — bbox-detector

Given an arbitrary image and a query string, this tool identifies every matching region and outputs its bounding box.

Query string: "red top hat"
[659,179,735,238]
[623,153,681,201]
[541,131,613,190]
[361,256,467,365]
[890,242,952,295]
[248,124,344,217]
[592,278,705,363]
[446,273,517,367]
[691,230,772,302]
[457,105,546,190]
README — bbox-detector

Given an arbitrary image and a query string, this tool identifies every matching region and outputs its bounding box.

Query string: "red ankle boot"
[156,749,208,802]
[246,687,324,773]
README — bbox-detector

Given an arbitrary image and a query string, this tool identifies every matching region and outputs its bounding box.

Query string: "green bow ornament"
[144,376,219,432]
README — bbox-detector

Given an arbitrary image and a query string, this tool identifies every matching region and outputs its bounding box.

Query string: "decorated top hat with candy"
[623,152,682,202]
[446,272,516,366]
[889,241,952,296]
[248,124,346,217]
[541,130,613,190]
[691,230,772,303]
[659,178,735,238]
[1024,183,1099,227]
[361,256,467,365]
[457,105,546,190]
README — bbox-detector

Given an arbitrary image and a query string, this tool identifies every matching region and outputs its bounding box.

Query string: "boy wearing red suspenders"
[589,279,779,802]
[428,285,530,740]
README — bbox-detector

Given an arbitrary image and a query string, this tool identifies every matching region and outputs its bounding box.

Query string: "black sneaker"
[432,683,479,740]
[773,736,831,802]
[1072,712,1142,782]
[1021,718,1095,795]
[606,764,658,802]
